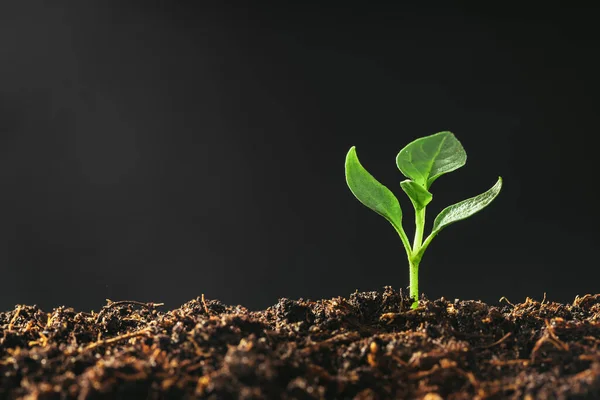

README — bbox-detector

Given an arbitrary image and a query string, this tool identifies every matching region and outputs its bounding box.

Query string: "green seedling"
[345,131,502,309]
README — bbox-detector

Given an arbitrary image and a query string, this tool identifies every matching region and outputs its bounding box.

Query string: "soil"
[1,288,600,399]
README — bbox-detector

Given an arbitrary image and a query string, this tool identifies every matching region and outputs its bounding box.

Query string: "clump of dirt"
[1,289,600,399]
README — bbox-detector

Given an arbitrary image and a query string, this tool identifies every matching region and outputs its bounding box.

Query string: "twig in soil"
[579,354,600,362]
[530,338,549,358]
[530,319,569,362]
[114,369,148,381]
[306,364,335,381]
[380,312,402,324]
[81,328,152,352]
[94,300,164,323]
[187,332,213,357]
[476,332,512,349]
[28,331,49,348]
[300,332,361,355]
[583,336,600,346]
[390,353,409,366]
[7,306,22,330]
[499,296,515,308]
[410,359,480,393]
[409,364,441,379]
[46,313,56,328]
[573,294,600,308]
[23,320,36,332]
[399,288,405,309]
[201,294,210,315]
[487,358,530,366]
[454,367,480,391]
[367,341,379,367]
[544,319,568,348]
[571,367,599,384]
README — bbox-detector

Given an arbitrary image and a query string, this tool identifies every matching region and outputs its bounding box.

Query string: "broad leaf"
[396,131,467,189]
[431,177,503,235]
[345,147,403,230]
[400,179,432,210]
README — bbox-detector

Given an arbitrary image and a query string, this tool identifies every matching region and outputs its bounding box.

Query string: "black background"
[1,2,598,312]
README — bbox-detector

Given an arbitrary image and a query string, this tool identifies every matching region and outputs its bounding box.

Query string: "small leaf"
[396,131,467,189]
[345,147,403,230]
[400,179,432,210]
[431,177,503,235]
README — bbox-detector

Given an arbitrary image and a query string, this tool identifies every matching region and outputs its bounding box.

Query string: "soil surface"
[1,288,600,399]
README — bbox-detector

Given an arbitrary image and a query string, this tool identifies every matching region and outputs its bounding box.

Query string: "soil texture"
[1,288,600,399]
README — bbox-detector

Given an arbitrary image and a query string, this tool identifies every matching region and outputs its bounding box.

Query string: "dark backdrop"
[1,2,598,312]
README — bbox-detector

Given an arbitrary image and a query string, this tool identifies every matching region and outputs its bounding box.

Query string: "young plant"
[345,131,502,309]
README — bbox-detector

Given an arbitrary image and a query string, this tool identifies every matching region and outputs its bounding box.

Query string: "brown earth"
[1,288,600,399]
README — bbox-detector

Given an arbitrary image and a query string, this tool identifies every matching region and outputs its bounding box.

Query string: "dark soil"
[1,288,600,399]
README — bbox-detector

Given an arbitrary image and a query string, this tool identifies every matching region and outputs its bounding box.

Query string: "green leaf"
[431,177,503,235]
[400,179,432,210]
[396,131,467,189]
[345,147,403,231]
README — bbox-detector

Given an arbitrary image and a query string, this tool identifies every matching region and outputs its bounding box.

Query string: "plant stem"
[408,206,426,309]
[415,231,437,261]
[409,259,419,309]
[412,207,425,252]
